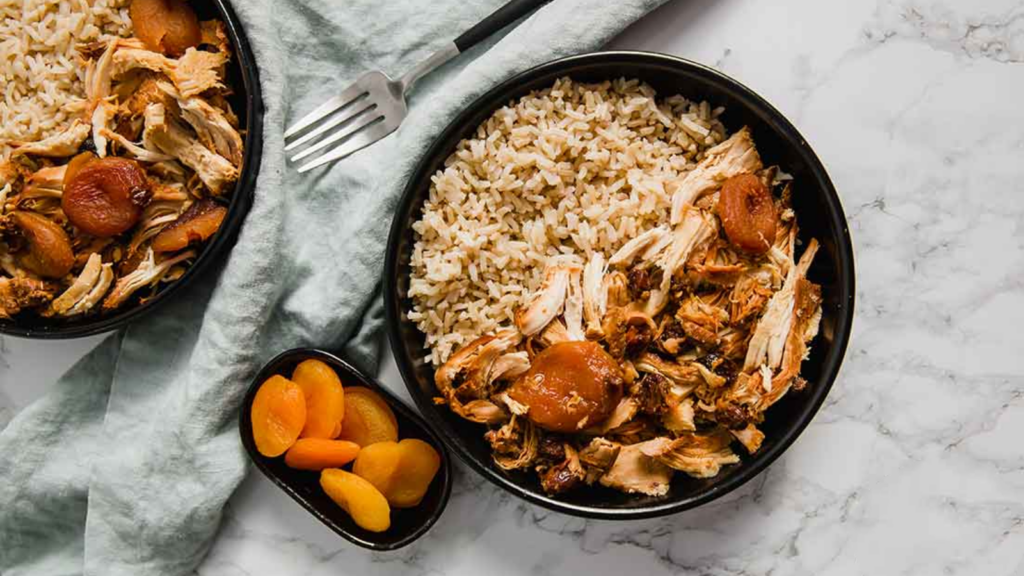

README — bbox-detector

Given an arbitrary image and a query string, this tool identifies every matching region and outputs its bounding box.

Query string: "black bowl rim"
[238,348,454,551]
[0,0,265,339]
[384,50,856,520]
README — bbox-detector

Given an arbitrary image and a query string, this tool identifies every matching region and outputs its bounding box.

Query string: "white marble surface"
[4,0,1024,573]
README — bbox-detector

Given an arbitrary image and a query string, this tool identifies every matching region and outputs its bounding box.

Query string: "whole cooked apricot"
[284,438,360,470]
[719,173,776,254]
[63,157,151,237]
[250,375,306,457]
[130,0,201,57]
[320,468,391,533]
[291,359,345,439]
[507,341,624,433]
[10,211,75,279]
[337,387,398,447]
[152,199,228,253]
[354,439,441,508]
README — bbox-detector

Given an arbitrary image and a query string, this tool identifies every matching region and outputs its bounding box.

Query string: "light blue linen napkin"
[0,0,666,573]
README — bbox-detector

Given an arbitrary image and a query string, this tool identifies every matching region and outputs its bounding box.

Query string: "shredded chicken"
[731,424,765,454]
[113,44,227,99]
[581,253,607,338]
[21,166,67,199]
[644,209,717,316]
[486,416,538,471]
[83,39,117,104]
[670,127,763,225]
[177,92,244,166]
[101,128,174,163]
[744,239,819,371]
[103,248,195,309]
[515,264,573,336]
[49,253,103,315]
[172,48,227,98]
[10,120,90,157]
[635,353,702,389]
[454,399,508,425]
[640,430,740,478]
[590,397,638,434]
[434,329,522,405]
[144,103,238,194]
[537,318,572,347]
[490,351,531,383]
[599,440,674,496]
[579,437,620,484]
[563,268,585,341]
[608,226,668,267]
[91,102,115,157]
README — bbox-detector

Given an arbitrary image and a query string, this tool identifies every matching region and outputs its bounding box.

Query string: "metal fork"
[284,0,552,173]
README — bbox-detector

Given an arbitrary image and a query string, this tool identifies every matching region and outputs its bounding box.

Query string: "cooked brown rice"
[409,77,729,365]
[0,0,133,158]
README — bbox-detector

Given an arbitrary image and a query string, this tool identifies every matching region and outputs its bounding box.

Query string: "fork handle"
[454,0,553,53]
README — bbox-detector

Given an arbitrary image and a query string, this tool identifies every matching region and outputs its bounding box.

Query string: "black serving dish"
[0,0,264,339]
[384,51,855,519]
[239,348,453,551]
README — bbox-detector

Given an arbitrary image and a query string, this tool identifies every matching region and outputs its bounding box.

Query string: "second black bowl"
[384,51,855,519]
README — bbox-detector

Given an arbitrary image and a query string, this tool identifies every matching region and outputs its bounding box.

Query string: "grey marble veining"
[4,0,1024,574]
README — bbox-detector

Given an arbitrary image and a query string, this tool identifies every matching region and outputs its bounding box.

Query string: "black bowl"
[384,51,855,519]
[0,0,264,339]
[239,348,453,551]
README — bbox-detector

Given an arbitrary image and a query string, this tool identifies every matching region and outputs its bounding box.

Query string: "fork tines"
[284,73,396,173]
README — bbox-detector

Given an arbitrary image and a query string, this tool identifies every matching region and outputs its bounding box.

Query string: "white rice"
[409,77,729,365]
[0,0,133,158]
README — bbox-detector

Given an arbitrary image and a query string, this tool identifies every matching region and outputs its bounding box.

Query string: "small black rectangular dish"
[239,348,452,551]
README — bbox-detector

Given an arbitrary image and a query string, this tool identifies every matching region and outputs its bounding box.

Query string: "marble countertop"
[4,0,1024,574]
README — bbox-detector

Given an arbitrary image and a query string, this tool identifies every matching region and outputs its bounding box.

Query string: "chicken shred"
[640,431,740,478]
[669,127,763,225]
[103,248,195,309]
[144,103,238,194]
[599,440,674,496]
[515,264,573,336]
[10,120,90,157]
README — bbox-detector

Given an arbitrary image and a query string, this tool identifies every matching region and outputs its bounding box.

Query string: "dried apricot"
[320,468,391,533]
[284,438,360,471]
[351,441,402,498]
[10,211,75,279]
[719,173,776,254]
[152,199,227,253]
[63,157,151,237]
[130,0,201,57]
[337,387,398,447]
[353,439,441,508]
[250,375,306,457]
[388,439,441,508]
[290,359,345,439]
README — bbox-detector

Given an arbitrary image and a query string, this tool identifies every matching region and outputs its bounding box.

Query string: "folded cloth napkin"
[0,0,666,573]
